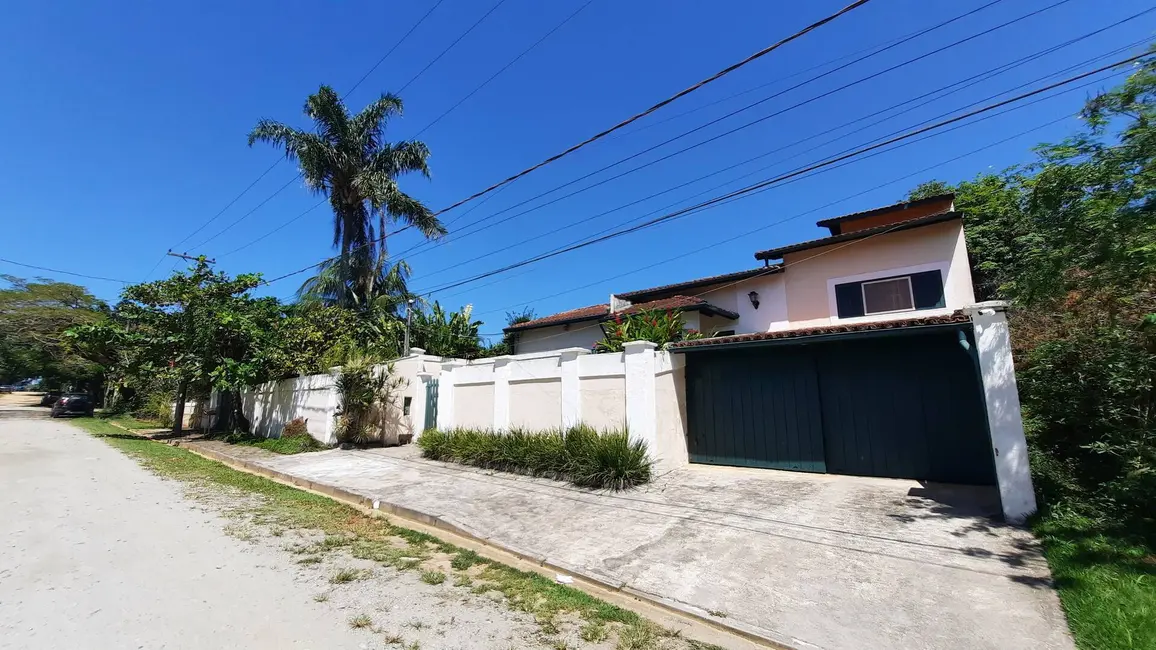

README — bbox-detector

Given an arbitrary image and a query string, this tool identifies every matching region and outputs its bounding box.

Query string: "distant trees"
[0,276,106,387]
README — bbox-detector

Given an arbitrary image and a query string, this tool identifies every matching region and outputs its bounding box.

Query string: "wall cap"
[963,301,1010,317]
[623,341,659,352]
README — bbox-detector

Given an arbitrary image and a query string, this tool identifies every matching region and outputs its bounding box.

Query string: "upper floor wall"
[780,217,974,328]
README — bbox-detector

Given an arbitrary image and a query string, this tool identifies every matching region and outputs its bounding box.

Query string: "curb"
[170,440,801,650]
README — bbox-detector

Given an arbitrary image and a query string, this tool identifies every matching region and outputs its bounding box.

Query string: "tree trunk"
[232,391,251,434]
[173,380,187,434]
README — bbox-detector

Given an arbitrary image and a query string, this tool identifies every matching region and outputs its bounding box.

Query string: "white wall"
[514,322,603,354]
[239,352,444,445]
[435,346,689,470]
[700,273,790,333]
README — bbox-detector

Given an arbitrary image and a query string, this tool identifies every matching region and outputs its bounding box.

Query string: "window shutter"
[834,282,865,318]
[910,270,945,309]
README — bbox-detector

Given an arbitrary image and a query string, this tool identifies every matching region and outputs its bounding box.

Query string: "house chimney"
[610,294,632,313]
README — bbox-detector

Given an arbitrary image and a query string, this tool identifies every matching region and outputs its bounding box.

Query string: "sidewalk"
[180,441,1074,650]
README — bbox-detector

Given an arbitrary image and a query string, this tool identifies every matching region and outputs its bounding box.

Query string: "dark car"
[39,390,63,406]
[51,393,94,418]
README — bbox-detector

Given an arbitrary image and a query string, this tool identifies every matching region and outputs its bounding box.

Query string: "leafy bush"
[418,424,653,490]
[132,392,173,428]
[281,417,310,439]
[333,356,386,446]
[595,309,704,352]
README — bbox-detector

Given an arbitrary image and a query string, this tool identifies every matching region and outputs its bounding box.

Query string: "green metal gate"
[424,378,439,431]
[684,327,996,485]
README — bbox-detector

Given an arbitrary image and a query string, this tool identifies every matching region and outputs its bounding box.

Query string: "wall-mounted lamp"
[748,291,760,310]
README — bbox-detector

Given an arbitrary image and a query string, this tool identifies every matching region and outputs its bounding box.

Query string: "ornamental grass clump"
[417,424,652,490]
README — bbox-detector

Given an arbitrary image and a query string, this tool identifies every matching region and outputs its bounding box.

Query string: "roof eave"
[754,211,961,261]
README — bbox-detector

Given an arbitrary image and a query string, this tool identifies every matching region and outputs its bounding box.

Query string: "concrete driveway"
[226,445,1072,650]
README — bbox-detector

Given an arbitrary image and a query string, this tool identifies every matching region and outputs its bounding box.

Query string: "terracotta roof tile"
[754,211,960,261]
[814,193,955,229]
[669,311,970,350]
[505,295,739,333]
[616,266,781,301]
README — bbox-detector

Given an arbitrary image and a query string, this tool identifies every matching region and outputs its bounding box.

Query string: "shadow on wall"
[244,374,336,443]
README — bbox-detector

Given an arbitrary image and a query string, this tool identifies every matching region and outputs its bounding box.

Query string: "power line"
[458,110,1083,317]
[413,0,596,137]
[345,0,449,99]
[186,175,301,250]
[397,0,511,95]
[159,0,448,266]
[198,0,873,280]
[219,199,328,258]
[426,0,876,218]
[407,54,1145,295]
[411,24,1150,283]
[321,0,998,268]
[396,0,1069,261]
[0,257,131,284]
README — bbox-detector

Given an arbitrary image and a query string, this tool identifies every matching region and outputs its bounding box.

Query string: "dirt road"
[0,398,548,649]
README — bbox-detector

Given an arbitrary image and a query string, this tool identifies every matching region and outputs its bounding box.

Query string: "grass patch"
[69,417,716,649]
[1034,510,1155,650]
[330,568,367,584]
[418,424,652,490]
[98,413,165,430]
[313,592,329,602]
[209,430,327,455]
[420,570,446,585]
[349,614,373,629]
[450,549,482,570]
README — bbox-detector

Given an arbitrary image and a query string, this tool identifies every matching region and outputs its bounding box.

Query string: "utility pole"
[166,250,215,264]
[163,251,212,435]
[404,298,416,356]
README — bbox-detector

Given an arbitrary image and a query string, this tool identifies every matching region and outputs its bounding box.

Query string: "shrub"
[334,356,386,446]
[418,424,653,490]
[132,392,174,428]
[594,309,704,352]
[281,417,310,439]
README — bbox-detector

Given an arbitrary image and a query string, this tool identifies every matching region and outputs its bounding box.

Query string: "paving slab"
[192,443,1074,650]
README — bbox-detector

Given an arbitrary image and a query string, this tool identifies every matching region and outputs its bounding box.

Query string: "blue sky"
[1,0,1151,338]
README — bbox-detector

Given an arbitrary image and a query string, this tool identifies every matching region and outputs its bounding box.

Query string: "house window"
[834,270,944,319]
[861,277,914,315]
[403,397,412,416]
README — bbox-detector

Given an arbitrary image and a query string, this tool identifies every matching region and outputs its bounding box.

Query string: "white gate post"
[623,341,658,452]
[437,361,464,430]
[965,301,1037,522]
[559,349,587,428]
[493,358,511,431]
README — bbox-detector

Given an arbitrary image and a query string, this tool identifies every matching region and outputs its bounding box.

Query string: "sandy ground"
[0,398,575,650]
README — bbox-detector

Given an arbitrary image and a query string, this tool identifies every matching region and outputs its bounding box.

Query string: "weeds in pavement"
[313,593,329,602]
[329,568,366,584]
[420,570,445,585]
[70,417,723,650]
[349,614,373,629]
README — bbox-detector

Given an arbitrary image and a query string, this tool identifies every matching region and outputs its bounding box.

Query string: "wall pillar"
[323,366,341,445]
[437,361,465,431]
[492,358,511,431]
[413,371,432,438]
[624,341,658,452]
[559,349,588,428]
[965,301,1037,522]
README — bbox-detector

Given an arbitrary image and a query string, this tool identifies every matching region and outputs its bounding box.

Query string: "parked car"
[51,393,94,418]
[0,385,12,393]
[39,390,63,406]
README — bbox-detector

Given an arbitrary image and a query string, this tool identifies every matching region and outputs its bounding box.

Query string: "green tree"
[409,302,483,358]
[0,276,106,387]
[905,52,1156,532]
[248,86,444,303]
[72,260,281,432]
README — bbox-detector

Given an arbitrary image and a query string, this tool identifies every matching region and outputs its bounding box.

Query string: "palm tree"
[248,86,445,297]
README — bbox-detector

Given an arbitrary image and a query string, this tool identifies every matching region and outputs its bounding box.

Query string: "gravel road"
[0,396,556,650]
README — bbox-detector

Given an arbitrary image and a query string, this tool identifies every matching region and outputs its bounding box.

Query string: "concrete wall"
[239,351,444,445]
[513,322,603,354]
[435,345,688,470]
[782,219,974,328]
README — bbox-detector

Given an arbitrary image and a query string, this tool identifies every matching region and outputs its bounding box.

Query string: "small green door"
[686,347,826,472]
